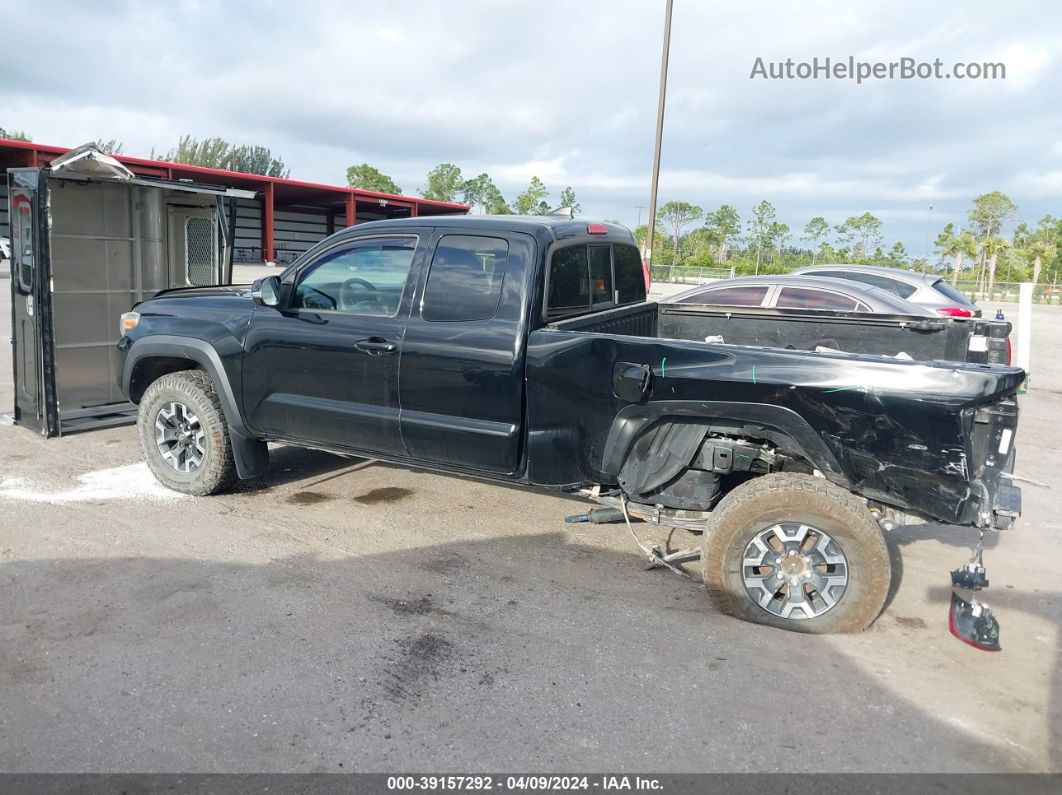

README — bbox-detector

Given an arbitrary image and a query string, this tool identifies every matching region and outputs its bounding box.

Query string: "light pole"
[644,0,673,269]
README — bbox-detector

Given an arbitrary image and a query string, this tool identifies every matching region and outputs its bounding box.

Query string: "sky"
[2,0,1060,257]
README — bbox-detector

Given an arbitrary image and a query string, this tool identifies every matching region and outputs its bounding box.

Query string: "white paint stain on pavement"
[0,463,186,503]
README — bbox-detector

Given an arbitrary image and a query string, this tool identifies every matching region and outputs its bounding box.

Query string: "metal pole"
[644,0,673,269]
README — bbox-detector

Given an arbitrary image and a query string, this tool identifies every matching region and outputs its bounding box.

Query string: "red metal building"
[0,138,468,263]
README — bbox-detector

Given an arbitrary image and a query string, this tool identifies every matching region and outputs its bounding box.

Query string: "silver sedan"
[669,275,937,316]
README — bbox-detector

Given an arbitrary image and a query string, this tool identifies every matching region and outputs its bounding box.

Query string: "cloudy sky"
[3,0,1060,255]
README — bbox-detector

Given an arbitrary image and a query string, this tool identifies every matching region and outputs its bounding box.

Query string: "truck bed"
[548,301,1009,364]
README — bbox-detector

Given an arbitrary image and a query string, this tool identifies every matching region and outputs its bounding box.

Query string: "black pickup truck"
[116,216,1023,639]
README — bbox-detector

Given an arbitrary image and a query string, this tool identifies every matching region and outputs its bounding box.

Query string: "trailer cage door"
[7,143,254,436]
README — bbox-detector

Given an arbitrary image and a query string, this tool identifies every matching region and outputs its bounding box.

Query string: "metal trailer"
[8,143,255,435]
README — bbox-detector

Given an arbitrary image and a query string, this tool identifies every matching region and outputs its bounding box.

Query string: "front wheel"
[138,370,237,496]
[702,473,890,633]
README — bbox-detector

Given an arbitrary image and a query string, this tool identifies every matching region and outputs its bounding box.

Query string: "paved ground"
[0,274,1059,773]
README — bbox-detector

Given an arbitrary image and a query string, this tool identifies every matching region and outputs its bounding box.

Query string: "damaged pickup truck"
[115,216,1023,647]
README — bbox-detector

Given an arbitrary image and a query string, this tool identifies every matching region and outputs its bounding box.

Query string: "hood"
[151,284,253,300]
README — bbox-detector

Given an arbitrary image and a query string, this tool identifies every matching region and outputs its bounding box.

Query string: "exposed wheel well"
[128,357,201,403]
[616,418,817,511]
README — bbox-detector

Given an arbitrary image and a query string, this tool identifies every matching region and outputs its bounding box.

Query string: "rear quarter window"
[932,279,973,305]
[423,235,509,322]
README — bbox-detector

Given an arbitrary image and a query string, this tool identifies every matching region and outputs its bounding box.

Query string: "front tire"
[138,370,237,496]
[702,473,890,633]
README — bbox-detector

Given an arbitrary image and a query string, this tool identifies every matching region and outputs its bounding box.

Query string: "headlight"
[120,311,140,335]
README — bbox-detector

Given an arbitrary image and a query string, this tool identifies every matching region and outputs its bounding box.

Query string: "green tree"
[703,204,741,261]
[834,212,883,260]
[983,237,1008,295]
[658,201,703,275]
[461,173,509,214]
[228,144,289,177]
[94,138,123,154]
[0,126,31,141]
[745,200,777,274]
[801,216,830,265]
[513,176,550,215]
[768,222,790,264]
[935,224,977,285]
[967,191,1018,289]
[886,241,908,266]
[421,163,464,202]
[1028,232,1057,286]
[346,163,402,194]
[163,135,289,177]
[558,186,581,214]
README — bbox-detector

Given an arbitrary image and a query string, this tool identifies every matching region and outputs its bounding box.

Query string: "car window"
[293,236,417,315]
[422,235,509,322]
[931,280,973,305]
[547,242,647,320]
[613,244,647,304]
[815,269,916,298]
[547,245,591,319]
[589,246,613,306]
[775,287,859,311]
[684,285,769,307]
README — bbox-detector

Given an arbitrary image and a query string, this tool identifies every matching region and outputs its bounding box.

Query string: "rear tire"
[138,370,237,496]
[702,473,890,634]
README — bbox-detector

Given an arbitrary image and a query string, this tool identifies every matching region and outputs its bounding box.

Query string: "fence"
[650,265,736,284]
[954,281,1062,305]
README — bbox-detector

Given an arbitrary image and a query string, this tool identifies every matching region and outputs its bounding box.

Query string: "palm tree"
[935,224,977,285]
[983,237,1008,297]
[1029,237,1057,286]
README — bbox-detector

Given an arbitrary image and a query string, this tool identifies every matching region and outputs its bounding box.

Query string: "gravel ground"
[0,277,1059,773]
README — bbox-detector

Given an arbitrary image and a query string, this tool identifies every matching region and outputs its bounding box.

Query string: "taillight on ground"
[1005,337,1012,366]
[641,258,651,292]
[936,307,974,318]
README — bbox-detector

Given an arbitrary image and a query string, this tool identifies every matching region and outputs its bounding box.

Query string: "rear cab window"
[546,241,646,321]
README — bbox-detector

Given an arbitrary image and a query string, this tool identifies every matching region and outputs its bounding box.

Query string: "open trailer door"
[8,143,253,436]
[8,168,57,434]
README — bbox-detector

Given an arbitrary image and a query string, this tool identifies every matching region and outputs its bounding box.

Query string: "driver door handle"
[354,337,398,355]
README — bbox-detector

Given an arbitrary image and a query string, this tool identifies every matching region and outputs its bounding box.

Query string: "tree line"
[346,161,579,216]
[7,128,1055,287]
[638,194,1062,289]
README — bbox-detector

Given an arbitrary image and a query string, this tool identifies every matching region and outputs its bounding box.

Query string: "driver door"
[241,233,423,454]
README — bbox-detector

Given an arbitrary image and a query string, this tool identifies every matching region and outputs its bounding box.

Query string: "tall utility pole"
[644,0,673,268]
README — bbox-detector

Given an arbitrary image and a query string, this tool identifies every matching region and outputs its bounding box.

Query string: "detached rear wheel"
[702,473,890,633]
[138,370,237,496]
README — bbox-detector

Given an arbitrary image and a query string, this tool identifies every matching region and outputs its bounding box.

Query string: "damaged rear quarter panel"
[525,331,1022,524]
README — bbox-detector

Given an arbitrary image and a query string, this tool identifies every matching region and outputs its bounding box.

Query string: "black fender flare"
[601,400,849,489]
[122,335,268,479]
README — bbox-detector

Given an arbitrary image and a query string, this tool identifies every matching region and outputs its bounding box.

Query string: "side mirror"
[251,275,281,307]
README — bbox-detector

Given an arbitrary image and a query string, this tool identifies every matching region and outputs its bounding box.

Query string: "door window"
[422,235,509,322]
[294,236,417,315]
[12,196,34,292]
[685,285,769,306]
[775,287,859,311]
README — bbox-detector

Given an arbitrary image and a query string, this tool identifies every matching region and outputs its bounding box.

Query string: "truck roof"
[340,214,636,242]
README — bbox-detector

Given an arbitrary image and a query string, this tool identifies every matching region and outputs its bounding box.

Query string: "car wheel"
[702,472,890,633]
[138,370,237,496]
